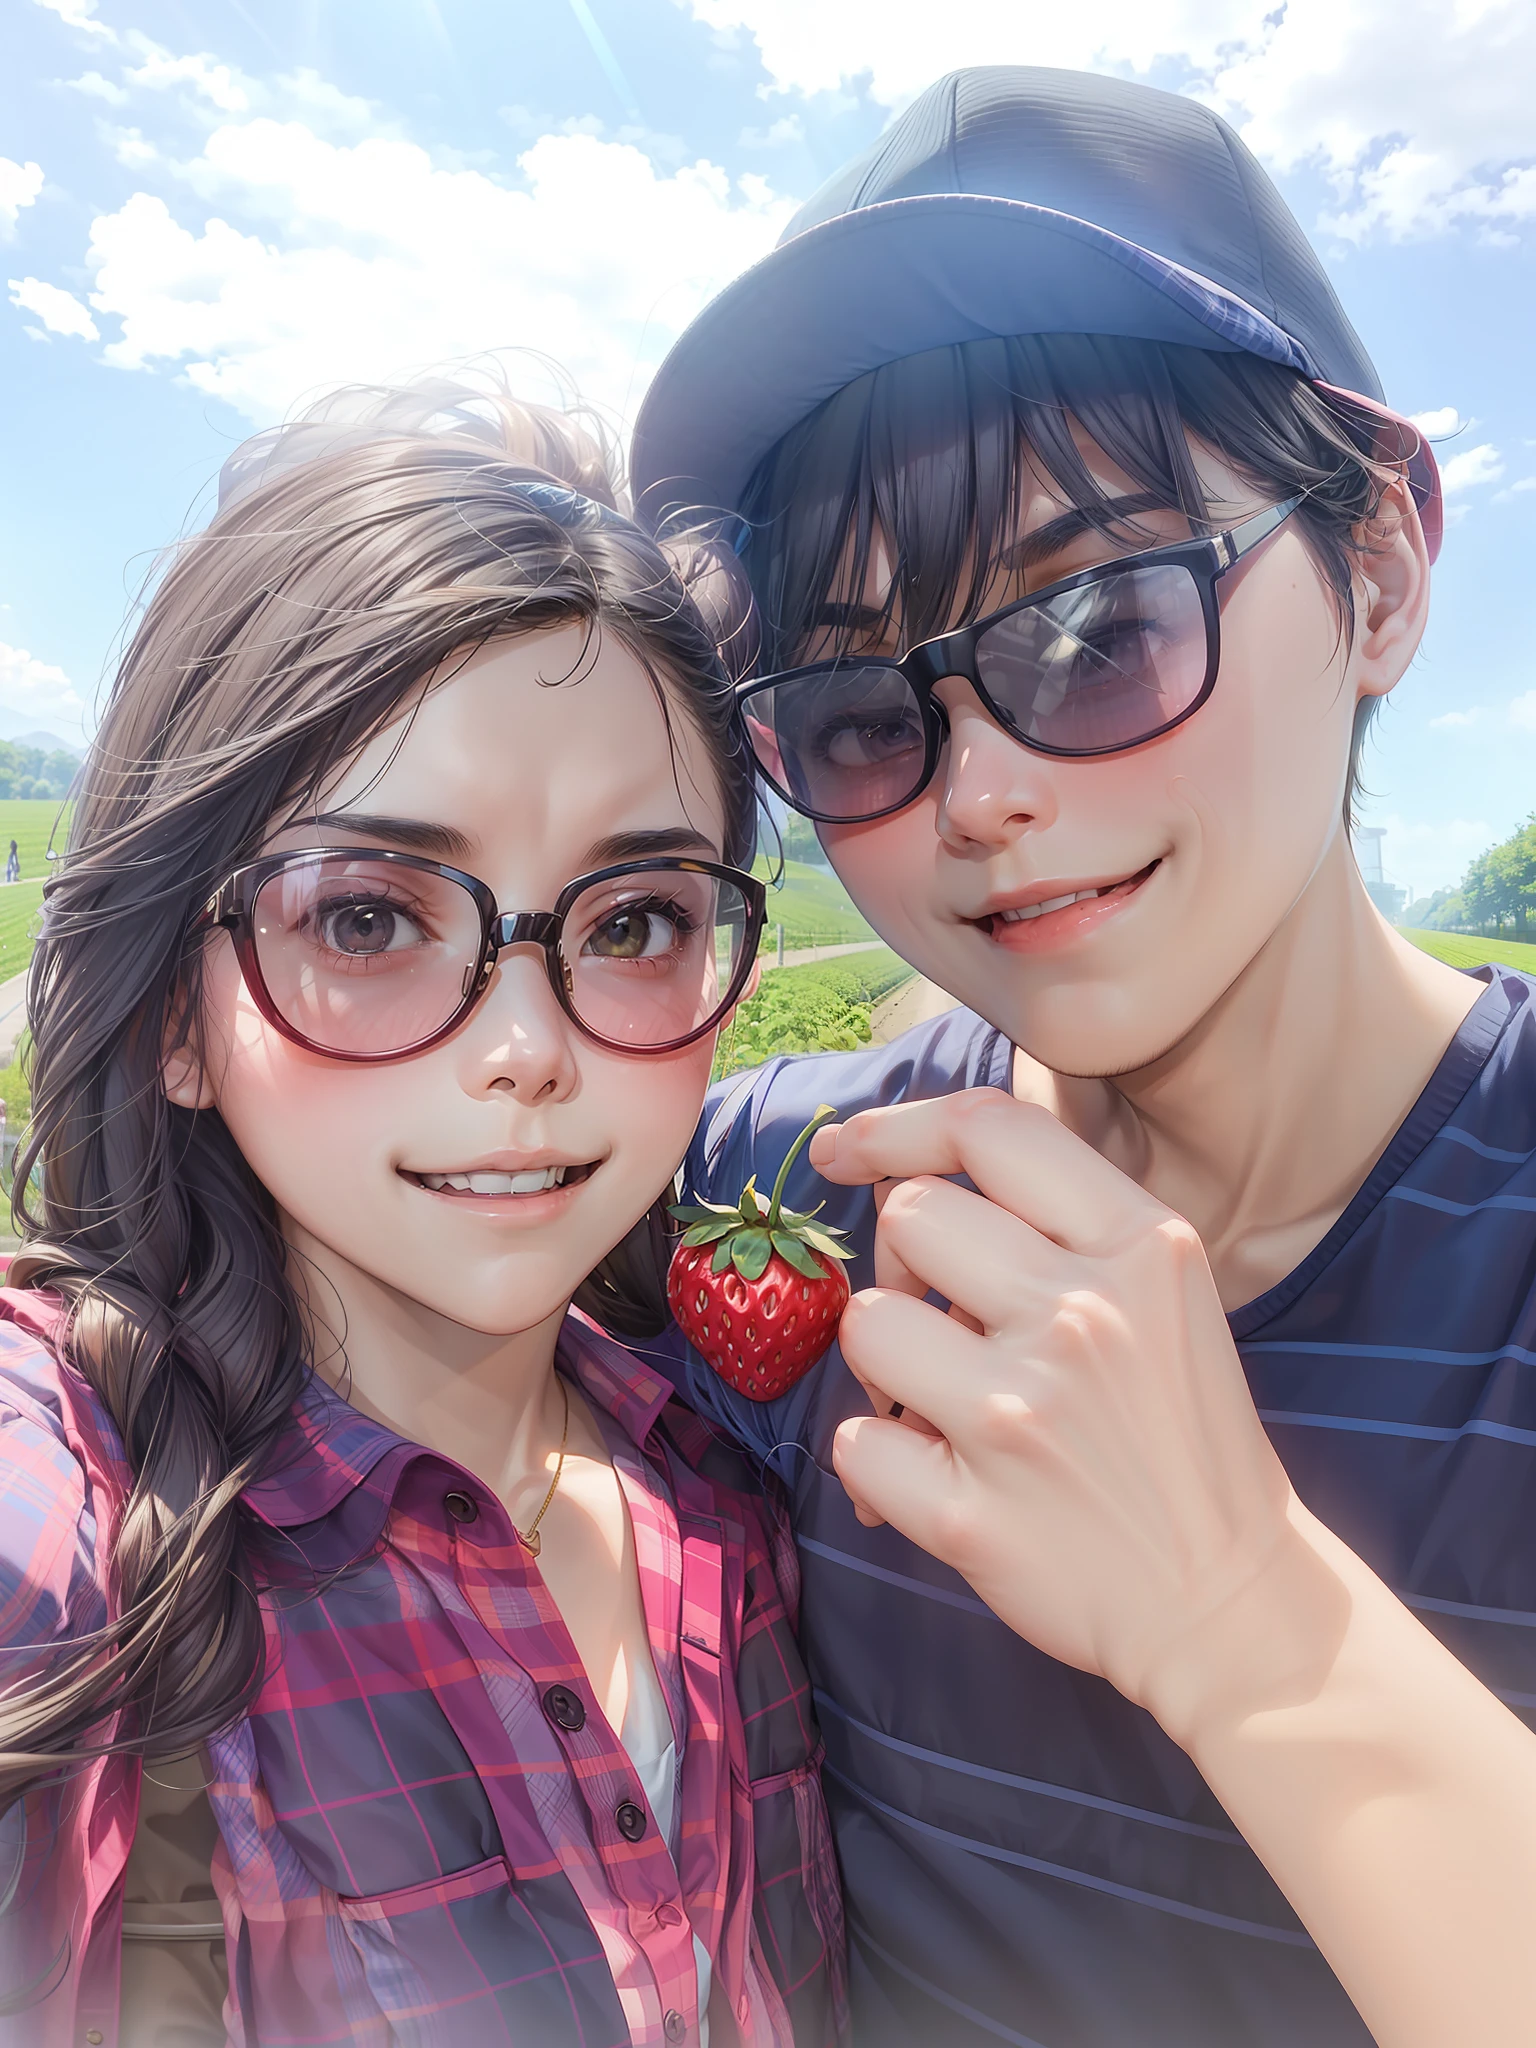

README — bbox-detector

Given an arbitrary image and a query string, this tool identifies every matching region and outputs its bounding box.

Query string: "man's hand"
[811,1089,1302,1730]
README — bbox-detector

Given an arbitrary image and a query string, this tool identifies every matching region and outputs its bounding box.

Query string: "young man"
[632,67,1536,2048]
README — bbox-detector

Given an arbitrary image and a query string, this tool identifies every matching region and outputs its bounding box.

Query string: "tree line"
[0,740,79,803]
[1401,815,1536,936]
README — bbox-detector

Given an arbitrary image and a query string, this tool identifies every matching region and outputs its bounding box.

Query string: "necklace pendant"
[522,1527,542,1558]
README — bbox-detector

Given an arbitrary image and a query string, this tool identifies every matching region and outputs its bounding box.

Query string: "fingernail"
[808,1125,839,1167]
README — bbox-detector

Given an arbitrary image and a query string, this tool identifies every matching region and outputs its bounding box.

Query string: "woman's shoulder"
[0,1287,121,1644]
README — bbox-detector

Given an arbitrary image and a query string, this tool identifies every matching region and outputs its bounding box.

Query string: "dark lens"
[975,564,1209,753]
[248,856,484,1055]
[743,664,928,820]
[562,867,754,1049]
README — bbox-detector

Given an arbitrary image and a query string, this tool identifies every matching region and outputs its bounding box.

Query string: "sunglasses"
[736,496,1302,824]
[204,851,766,1062]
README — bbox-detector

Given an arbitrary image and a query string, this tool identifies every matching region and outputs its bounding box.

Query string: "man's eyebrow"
[308,812,476,863]
[808,601,895,638]
[583,827,721,866]
[1003,493,1186,573]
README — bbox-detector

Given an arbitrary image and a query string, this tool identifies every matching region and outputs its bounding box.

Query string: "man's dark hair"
[733,334,1401,824]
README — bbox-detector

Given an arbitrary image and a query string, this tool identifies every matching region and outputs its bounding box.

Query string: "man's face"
[809,430,1402,1077]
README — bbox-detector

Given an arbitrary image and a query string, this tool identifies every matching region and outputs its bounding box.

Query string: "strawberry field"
[713,948,914,1077]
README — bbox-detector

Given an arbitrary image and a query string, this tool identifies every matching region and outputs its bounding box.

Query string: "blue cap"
[631,67,1404,528]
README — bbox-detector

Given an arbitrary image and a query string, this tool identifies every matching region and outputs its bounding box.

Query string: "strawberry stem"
[767,1104,837,1229]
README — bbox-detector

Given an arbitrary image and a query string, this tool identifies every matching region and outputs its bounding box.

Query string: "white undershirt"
[620,1653,712,2044]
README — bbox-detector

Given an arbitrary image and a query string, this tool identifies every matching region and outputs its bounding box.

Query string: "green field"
[752,856,874,951]
[715,946,914,1077]
[0,801,70,988]
[1398,929,1536,972]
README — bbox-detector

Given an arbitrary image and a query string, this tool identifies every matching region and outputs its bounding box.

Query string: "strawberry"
[668,1105,855,1402]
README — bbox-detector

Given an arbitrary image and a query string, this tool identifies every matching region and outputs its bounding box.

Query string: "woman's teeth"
[999,884,1118,924]
[418,1166,568,1194]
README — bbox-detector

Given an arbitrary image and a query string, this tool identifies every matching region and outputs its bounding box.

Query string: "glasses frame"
[736,495,1304,824]
[205,849,767,1063]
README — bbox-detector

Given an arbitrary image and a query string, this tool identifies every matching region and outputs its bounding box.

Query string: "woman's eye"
[314,897,422,956]
[585,899,686,960]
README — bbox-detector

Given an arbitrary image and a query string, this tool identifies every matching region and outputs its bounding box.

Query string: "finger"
[831,1412,966,1565]
[873,1173,1066,1329]
[809,1091,1162,1255]
[836,1287,999,1435]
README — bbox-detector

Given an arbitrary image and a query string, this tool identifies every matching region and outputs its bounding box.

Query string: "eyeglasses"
[205,851,766,1062]
[736,496,1303,824]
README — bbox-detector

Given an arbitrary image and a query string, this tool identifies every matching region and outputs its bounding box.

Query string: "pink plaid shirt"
[0,1290,845,2048]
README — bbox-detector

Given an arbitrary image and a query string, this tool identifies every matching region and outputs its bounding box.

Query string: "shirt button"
[615,1799,647,1841]
[541,1685,586,1732]
[443,1489,478,1524]
[86,2034,104,2046]
[663,2013,687,2043]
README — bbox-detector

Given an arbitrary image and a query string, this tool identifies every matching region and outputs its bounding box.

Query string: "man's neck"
[1012,846,1483,1311]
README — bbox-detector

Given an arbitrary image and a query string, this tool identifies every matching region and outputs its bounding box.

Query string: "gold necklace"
[519,1376,569,1559]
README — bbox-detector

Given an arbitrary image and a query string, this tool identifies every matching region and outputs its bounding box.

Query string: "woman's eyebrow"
[583,827,720,865]
[308,811,476,862]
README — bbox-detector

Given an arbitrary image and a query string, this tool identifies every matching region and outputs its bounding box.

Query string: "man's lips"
[971,860,1161,945]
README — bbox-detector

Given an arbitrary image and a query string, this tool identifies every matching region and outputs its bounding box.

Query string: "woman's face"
[176,625,735,1337]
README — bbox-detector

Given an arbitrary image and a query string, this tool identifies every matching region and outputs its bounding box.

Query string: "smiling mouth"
[403,1162,598,1197]
[981,859,1160,932]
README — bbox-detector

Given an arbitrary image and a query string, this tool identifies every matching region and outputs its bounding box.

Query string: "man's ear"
[1354,472,1432,703]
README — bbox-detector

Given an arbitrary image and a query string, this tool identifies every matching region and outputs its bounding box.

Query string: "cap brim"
[632,191,1314,522]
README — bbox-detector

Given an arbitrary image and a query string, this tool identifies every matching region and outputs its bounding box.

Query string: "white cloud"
[1409,406,1467,441]
[123,40,249,114]
[0,644,85,724]
[59,118,793,424]
[1509,692,1536,733]
[70,68,127,103]
[0,159,44,236]
[1428,708,1483,729]
[1438,442,1505,494]
[1493,475,1536,502]
[7,276,98,340]
[681,0,1536,243]
[34,0,115,38]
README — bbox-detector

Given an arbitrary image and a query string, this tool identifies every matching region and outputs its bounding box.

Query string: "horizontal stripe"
[1244,1339,1536,1369]
[815,1691,1240,1844]
[824,1764,1315,1950]
[1386,1185,1536,1218]
[1402,1590,1536,1630]
[1258,1408,1536,1449]
[797,1535,996,1617]
[1436,1126,1536,1164]
[852,1924,1052,2048]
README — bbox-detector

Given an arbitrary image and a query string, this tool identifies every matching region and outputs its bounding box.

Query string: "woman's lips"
[399,1160,598,1217]
[980,861,1159,953]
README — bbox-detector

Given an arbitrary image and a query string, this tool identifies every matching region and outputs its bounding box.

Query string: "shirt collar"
[242,1309,675,1531]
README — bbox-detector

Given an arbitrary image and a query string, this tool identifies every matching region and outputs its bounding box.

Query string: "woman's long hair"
[0,376,755,1807]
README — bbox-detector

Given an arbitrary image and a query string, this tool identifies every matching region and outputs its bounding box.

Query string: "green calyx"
[669,1103,855,1285]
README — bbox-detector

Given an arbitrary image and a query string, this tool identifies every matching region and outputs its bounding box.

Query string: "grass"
[1397,929,1536,973]
[0,801,70,990]
[752,856,875,950]
[715,947,914,1077]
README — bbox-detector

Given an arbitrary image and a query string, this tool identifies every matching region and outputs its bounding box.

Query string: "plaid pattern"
[0,1292,845,2048]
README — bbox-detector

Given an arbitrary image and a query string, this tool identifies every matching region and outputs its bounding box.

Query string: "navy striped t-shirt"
[644,965,1536,2048]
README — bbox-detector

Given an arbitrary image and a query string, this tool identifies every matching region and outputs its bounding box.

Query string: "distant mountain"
[4,729,85,758]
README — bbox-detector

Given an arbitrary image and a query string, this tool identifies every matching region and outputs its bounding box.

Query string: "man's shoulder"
[695,1003,1006,1193]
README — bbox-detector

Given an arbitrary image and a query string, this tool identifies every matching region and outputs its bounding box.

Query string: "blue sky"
[3,0,1533,897]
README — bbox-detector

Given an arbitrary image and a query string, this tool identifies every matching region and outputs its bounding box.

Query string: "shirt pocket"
[334,1857,631,2048]
[747,1750,849,2048]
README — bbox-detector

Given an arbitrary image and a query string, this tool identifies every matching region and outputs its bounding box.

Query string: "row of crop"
[714,948,914,1077]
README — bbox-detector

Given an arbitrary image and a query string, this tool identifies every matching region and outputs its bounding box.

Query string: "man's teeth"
[999,885,1117,923]
[418,1166,569,1194]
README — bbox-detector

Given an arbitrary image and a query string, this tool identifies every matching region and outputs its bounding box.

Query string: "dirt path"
[0,969,28,1066]
[870,973,961,1044]
[769,937,888,969]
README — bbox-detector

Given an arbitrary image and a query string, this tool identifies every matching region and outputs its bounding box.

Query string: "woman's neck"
[282,1226,571,1513]
[1016,837,1482,1311]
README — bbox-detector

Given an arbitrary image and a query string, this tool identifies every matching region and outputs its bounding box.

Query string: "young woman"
[0,381,844,2048]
